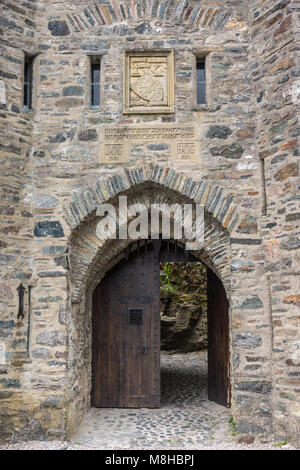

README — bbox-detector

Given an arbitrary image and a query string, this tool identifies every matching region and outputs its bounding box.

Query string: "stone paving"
[0,352,296,450]
[69,351,232,449]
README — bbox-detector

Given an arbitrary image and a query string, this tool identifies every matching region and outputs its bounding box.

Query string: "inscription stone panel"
[123,51,175,114]
[99,124,200,163]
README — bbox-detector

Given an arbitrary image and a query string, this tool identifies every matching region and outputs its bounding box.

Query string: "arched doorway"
[65,166,273,440]
[91,240,230,409]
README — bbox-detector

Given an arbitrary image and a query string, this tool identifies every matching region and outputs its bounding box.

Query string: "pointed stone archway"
[65,163,239,303]
[64,163,272,441]
[64,163,237,431]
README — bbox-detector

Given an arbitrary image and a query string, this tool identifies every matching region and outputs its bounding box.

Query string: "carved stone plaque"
[123,51,175,114]
[99,124,200,163]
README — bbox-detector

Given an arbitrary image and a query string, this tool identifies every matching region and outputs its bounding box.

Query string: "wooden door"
[92,243,160,408]
[207,268,230,407]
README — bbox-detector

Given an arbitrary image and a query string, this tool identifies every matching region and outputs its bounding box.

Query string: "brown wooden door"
[92,243,160,408]
[207,268,230,407]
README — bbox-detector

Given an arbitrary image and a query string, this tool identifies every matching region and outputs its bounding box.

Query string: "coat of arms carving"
[123,51,175,114]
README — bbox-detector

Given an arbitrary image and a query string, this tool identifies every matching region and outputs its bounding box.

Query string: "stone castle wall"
[0,0,299,445]
[0,0,43,440]
[249,0,300,442]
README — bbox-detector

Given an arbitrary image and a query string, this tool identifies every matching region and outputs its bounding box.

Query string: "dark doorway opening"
[160,260,208,407]
[91,240,230,409]
[160,261,207,353]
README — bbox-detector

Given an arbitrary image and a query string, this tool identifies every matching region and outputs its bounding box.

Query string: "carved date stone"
[99,124,200,163]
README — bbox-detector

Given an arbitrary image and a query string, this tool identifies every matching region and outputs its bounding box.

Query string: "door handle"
[141,344,149,355]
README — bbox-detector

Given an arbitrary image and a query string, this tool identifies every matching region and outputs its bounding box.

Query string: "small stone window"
[90,57,101,108]
[196,58,206,106]
[23,55,34,110]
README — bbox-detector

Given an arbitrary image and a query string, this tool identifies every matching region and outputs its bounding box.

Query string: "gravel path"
[0,352,296,450]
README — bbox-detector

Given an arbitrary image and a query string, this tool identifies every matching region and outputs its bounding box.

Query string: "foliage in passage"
[160,262,207,306]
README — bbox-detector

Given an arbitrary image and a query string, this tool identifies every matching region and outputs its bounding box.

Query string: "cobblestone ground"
[0,352,296,450]
[70,351,227,450]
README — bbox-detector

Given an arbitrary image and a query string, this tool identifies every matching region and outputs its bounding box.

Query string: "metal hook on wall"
[17,283,26,320]
[16,283,33,358]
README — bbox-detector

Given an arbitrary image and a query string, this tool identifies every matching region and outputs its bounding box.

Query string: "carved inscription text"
[100,124,200,163]
[104,127,194,141]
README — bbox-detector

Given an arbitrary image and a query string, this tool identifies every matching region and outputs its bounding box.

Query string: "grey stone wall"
[0,0,46,440]
[249,0,300,444]
[0,0,298,445]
